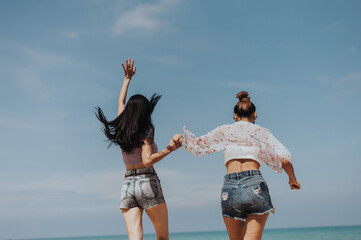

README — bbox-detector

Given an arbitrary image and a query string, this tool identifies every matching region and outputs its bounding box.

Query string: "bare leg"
[121,207,144,240]
[243,213,269,240]
[145,202,169,240]
[223,217,247,240]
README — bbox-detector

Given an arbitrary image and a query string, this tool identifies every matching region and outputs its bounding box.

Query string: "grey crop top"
[122,129,159,165]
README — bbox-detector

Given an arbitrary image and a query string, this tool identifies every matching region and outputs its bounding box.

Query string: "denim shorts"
[221,170,274,221]
[120,167,165,210]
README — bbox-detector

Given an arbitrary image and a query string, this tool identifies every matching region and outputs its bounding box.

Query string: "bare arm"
[141,134,182,167]
[280,158,301,190]
[117,58,136,116]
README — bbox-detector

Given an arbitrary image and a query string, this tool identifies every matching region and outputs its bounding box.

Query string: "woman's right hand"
[122,58,136,79]
[172,134,183,145]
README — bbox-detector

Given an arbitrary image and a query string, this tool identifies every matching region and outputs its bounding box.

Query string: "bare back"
[226,159,260,174]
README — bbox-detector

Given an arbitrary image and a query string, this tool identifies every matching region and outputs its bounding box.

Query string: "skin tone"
[118,58,181,240]
[173,111,300,240]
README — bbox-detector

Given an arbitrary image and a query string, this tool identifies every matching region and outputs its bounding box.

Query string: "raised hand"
[121,58,136,79]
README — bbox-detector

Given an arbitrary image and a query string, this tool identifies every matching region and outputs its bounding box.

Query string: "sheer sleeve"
[182,125,227,156]
[257,128,292,162]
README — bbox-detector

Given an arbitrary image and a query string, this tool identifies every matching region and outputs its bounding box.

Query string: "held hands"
[167,134,183,151]
[122,58,136,79]
[288,179,301,190]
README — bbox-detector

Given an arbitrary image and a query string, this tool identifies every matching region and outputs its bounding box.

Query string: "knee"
[128,230,143,240]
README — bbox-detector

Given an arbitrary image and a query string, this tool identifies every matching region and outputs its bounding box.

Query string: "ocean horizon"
[6,225,361,240]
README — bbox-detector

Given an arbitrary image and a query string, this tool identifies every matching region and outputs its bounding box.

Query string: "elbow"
[282,161,292,169]
[279,158,292,168]
[143,159,153,168]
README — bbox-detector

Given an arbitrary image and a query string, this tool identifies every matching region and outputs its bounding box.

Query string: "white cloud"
[157,168,221,208]
[0,113,64,132]
[315,71,361,101]
[0,43,110,102]
[0,167,221,219]
[351,47,358,55]
[340,71,361,84]
[316,74,332,84]
[324,21,343,30]
[0,171,121,199]
[153,55,184,66]
[64,30,80,40]
[1,44,84,99]
[219,81,268,91]
[112,0,179,36]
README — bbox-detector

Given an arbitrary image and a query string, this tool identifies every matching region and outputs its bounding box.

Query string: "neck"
[238,117,255,124]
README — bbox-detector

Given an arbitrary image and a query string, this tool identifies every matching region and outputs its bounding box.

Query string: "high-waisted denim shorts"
[120,167,165,210]
[221,170,274,221]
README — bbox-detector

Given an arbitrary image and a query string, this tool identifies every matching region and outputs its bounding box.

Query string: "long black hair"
[95,93,161,153]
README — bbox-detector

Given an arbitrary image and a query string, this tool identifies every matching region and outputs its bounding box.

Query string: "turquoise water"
[18,225,361,240]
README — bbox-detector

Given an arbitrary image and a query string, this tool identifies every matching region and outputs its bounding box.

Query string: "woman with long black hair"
[96,58,181,240]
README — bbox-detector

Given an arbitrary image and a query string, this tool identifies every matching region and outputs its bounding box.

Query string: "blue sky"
[1,0,361,238]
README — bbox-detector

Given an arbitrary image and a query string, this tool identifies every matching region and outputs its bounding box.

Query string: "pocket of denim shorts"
[221,185,237,210]
[139,178,160,200]
[247,182,270,204]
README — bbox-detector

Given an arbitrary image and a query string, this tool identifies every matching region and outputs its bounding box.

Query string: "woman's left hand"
[288,179,301,190]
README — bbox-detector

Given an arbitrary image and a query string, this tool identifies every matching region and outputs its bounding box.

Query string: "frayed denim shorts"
[120,167,165,210]
[221,170,274,221]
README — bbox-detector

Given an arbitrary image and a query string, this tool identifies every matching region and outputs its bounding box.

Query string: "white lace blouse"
[182,121,291,173]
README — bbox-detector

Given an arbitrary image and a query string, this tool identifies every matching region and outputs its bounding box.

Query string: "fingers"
[290,183,301,190]
[122,58,136,78]
[172,134,183,145]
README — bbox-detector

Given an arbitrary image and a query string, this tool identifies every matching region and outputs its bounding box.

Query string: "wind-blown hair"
[95,94,161,153]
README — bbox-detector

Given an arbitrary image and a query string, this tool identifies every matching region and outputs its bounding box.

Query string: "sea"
[11,225,361,240]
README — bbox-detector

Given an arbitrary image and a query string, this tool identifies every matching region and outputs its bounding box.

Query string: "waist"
[226,159,260,174]
[224,170,262,180]
[125,167,156,178]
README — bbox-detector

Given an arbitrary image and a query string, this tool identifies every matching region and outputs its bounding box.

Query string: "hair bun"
[236,91,250,102]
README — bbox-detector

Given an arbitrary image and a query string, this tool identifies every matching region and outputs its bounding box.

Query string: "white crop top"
[182,121,292,173]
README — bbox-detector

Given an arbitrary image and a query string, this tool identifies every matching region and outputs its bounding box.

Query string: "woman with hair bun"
[178,91,300,240]
[96,58,182,240]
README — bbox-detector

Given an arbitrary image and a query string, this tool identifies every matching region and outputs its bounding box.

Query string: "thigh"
[243,213,269,240]
[145,202,169,240]
[122,207,144,240]
[223,217,246,240]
